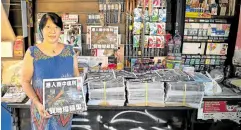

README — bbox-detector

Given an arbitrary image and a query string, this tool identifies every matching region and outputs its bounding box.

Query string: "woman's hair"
[70,36,75,40]
[39,12,63,38]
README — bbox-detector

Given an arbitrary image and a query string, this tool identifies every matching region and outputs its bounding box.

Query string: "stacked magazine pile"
[165,82,205,108]
[2,87,27,103]
[127,80,165,106]
[87,76,125,106]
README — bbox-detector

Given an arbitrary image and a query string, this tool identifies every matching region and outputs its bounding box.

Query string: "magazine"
[91,44,124,70]
[77,56,108,70]
[2,87,27,103]
[43,77,87,115]
[63,24,82,51]
[61,14,78,24]
[36,13,47,43]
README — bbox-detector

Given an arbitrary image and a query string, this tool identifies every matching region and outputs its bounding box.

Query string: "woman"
[68,36,75,45]
[21,12,79,130]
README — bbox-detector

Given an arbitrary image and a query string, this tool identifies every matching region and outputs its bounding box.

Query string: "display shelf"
[7,102,194,110]
[8,86,240,109]
[183,40,228,43]
[185,16,235,19]
[87,105,194,110]
[185,19,228,24]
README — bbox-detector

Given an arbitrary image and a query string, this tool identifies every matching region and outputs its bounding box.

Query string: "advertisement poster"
[197,101,241,123]
[206,43,228,55]
[43,77,87,115]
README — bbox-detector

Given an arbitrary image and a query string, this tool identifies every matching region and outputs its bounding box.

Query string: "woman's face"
[70,37,75,43]
[42,19,61,44]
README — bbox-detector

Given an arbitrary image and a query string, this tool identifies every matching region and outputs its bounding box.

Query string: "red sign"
[203,101,237,113]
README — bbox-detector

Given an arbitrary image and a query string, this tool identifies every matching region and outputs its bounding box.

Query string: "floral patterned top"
[29,45,74,130]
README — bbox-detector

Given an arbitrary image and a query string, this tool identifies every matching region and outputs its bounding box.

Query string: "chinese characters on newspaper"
[43,77,87,115]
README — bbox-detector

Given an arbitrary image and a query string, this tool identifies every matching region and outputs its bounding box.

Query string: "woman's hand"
[35,102,52,119]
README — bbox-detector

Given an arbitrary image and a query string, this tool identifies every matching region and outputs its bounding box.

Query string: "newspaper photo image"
[43,77,87,115]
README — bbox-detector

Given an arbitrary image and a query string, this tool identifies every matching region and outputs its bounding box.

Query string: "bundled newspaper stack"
[165,82,205,108]
[85,70,114,83]
[87,76,125,106]
[127,79,165,106]
[114,70,137,79]
[155,69,193,82]
[134,71,161,81]
[1,87,27,103]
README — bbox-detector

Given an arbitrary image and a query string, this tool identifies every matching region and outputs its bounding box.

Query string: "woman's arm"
[21,49,40,105]
[21,49,51,118]
[73,51,80,77]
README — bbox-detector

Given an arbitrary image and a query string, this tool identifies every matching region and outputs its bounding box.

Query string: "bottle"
[13,36,24,57]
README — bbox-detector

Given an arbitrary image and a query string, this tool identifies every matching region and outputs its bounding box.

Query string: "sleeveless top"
[29,45,74,130]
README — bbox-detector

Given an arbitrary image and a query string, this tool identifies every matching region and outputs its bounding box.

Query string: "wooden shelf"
[1,57,23,61]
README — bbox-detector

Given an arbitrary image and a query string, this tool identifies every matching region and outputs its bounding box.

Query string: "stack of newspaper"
[87,77,125,106]
[127,79,165,106]
[165,82,205,108]
[134,71,161,81]
[114,70,137,79]
[155,69,193,82]
[1,87,27,103]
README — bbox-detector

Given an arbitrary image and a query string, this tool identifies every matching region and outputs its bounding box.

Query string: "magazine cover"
[43,77,87,115]
[89,26,119,49]
[131,58,138,72]
[61,14,78,24]
[206,43,228,55]
[86,26,91,49]
[182,42,206,54]
[91,44,124,70]
[77,56,108,70]
[36,13,47,43]
[63,24,82,50]
[153,56,167,69]
[211,24,230,37]
[185,0,211,18]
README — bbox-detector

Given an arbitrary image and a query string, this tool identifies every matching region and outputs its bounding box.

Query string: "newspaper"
[87,77,125,106]
[127,81,165,106]
[165,82,205,108]
[155,69,193,82]
[43,77,87,115]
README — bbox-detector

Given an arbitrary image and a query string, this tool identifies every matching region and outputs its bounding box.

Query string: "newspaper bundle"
[165,82,205,108]
[87,77,125,106]
[127,80,165,106]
